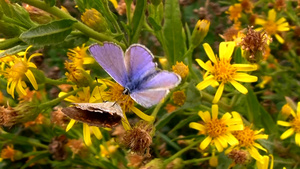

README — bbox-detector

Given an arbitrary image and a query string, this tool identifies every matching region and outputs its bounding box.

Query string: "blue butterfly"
[89,42,181,108]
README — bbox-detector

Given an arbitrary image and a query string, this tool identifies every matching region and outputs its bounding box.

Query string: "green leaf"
[155,109,181,130]
[130,0,146,43]
[162,0,185,65]
[148,17,161,31]
[21,152,50,169]
[20,19,76,46]
[44,0,56,7]
[0,45,28,57]
[245,88,277,134]
[168,114,199,134]
[0,37,21,50]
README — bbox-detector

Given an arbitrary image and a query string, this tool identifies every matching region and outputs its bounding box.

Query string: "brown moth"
[61,102,123,128]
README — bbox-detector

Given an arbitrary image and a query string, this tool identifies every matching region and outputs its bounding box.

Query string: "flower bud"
[81,8,109,33]
[64,61,93,87]
[23,4,53,24]
[166,158,184,169]
[191,20,210,47]
[142,158,164,169]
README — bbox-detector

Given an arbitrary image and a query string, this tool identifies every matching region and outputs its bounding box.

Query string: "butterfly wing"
[124,44,156,83]
[130,71,181,107]
[89,43,128,86]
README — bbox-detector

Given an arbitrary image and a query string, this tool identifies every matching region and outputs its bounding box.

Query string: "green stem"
[183,157,211,165]
[151,101,164,119]
[201,91,231,111]
[163,139,202,166]
[20,0,126,49]
[39,88,82,109]
[45,77,73,85]
[184,46,200,82]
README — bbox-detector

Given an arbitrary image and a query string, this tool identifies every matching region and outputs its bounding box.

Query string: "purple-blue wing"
[139,71,181,90]
[130,89,168,108]
[89,43,128,86]
[124,44,156,82]
[130,71,181,107]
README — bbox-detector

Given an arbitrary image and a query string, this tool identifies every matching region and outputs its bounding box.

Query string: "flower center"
[232,126,255,147]
[292,117,300,133]
[264,20,277,35]
[212,59,237,83]
[107,83,134,112]
[206,118,227,138]
[7,60,28,81]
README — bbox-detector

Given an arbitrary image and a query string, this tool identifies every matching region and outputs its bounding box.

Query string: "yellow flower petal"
[295,133,300,146]
[109,0,118,9]
[130,106,154,122]
[212,82,224,103]
[25,70,38,90]
[9,81,17,98]
[274,34,285,44]
[219,41,235,60]
[253,143,268,152]
[189,122,205,131]
[196,59,210,71]
[225,133,239,146]
[91,126,103,140]
[83,123,92,146]
[277,121,292,127]
[233,64,258,71]
[221,112,232,121]
[268,9,276,22]
[233,73,258,82]
[203,43,217,63]
[17,79,27,96]
[254,134,269,140]
[255,18,267,25]
[216,135,228,149]
[276,17,286,25]
[66,119,76,132]
[230,80,248,94]
[248,146,263,161]
[277,25,290,32]
[196,76,215,90]
[214,139,225,152]
[198,111,211,123]
[211,104,218,119]
[200,136,212,150]
[280,128,295,140]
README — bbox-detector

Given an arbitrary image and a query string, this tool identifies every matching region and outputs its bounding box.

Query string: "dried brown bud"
[122,121,153,155]
[51,107,69,128]
[228,149,251,165]
[48,135,68,160]
[0,105,18,127]
[127,154,145,168]
[238,26,272,63]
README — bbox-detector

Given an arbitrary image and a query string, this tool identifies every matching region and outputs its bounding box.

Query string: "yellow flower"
[256,155,274,169]
[196,42,258,103]
[277,102,300,146]
[189,104,244,152]
[1,46,41,98]
[99,79,154,129]
[172,90,186,106]
[227,4,242,22]
[230,126,268,161]
[256,76,272,89]
[172,61,189,79]
[255,9,290,43]
[67,44,94,69]
[59,87,103,146]
[100,139,119,157]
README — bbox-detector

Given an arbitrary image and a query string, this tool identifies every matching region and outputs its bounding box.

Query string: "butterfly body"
[89,43,181,108]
